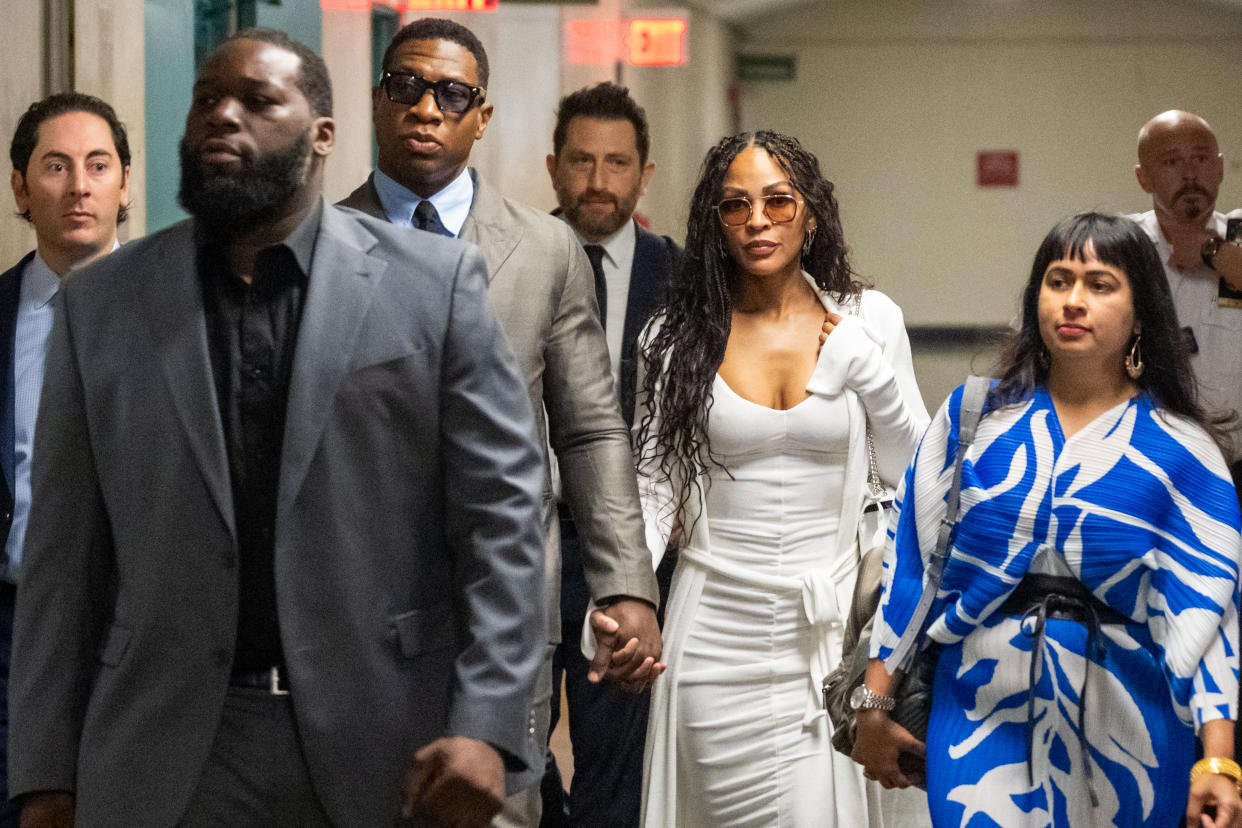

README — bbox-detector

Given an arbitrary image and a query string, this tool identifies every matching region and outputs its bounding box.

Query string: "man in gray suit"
[340,17,662,827]
[9,29,546,828]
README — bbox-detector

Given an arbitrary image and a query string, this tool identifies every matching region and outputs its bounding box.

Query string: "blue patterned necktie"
[414,200,452,237]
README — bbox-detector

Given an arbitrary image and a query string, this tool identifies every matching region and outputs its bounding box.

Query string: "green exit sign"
[737,54,796,82]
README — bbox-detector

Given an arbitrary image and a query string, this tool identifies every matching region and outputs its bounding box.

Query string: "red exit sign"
[322,0,498,10]
[627,18,686,66]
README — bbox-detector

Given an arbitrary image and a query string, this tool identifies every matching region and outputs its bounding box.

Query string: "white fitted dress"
[636,280,933,828]
[666,375,854,826]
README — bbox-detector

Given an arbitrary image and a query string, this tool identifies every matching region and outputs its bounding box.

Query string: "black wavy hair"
[992,211,1228,449]
[381,18,489,88]
[636,130,862,521]
[553,82,650,165]
[10,92,131,223]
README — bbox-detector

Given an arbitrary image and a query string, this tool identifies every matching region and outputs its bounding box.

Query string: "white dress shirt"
[570,218,636,392]
[1129,209,1242,459]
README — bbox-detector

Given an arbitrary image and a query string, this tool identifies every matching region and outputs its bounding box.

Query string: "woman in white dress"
[634,131,930,826]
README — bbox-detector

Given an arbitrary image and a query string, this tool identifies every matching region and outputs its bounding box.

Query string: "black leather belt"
[1000,573,1129,808]
[230,666,290,696]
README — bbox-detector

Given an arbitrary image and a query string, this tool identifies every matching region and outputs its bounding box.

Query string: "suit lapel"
[619,224,670,426]
[338,174,387,221]
[459,172,521,282]
[0,253,32,501]
[142,223,235,539]
[277,205,386,522]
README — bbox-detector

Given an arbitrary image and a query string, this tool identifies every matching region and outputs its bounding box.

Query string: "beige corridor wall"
[0,3,43,268]
[735,0,1242,328]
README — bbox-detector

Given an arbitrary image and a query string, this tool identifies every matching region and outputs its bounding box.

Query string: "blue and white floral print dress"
[873,383,1242,828]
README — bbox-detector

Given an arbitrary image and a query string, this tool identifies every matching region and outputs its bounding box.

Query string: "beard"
[178,130,311,234]
[1172,184,1213,221]
[559,187,640,240]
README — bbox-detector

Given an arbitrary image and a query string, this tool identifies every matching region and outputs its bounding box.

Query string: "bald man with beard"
[1128,110,1242,469]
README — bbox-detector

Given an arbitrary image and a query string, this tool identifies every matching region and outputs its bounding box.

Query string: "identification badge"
[1218,277,1242,309]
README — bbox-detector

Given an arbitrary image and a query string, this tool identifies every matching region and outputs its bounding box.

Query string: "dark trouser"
[0,582,19,828]
[179,686,333,827]
[541,508,676,828]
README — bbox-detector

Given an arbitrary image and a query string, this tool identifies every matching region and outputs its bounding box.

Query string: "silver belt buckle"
[268,666,290,696]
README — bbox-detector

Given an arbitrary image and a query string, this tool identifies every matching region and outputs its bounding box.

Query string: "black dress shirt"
[199,202,320,672]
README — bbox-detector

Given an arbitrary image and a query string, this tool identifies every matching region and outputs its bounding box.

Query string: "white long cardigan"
[634,275,931,827]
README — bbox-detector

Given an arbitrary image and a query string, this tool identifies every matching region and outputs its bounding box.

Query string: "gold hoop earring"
[801,228,816,258]
[1124,334,1143,380]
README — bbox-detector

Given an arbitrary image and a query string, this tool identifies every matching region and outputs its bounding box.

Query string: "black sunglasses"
[380,71,486,115]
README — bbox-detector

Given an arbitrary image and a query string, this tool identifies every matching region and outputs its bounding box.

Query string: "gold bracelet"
[1190,757,1242,792]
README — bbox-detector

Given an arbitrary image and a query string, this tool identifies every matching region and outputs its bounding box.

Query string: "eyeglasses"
[715,194,803,226]
[380,71,486,115]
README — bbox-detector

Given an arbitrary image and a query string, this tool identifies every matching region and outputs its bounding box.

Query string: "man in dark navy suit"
[543,82,681,828]
[0,92,130,825]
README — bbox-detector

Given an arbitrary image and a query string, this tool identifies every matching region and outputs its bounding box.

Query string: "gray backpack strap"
[885,375,989,672]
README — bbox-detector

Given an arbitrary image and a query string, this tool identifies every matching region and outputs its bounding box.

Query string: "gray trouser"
[179,687,334,827]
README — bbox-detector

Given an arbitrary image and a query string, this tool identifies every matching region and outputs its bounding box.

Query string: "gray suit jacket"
[7,204,547,826]
[341,174,659,643]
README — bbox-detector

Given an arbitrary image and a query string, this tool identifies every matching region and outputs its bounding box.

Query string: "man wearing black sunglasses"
[341,18,664,828]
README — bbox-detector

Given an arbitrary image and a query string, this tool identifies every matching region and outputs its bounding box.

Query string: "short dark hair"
[227,28,333,118]
[380,18,489,89]
[10,92,131,223]
[993,211,1229,448]
[553,82,650,165]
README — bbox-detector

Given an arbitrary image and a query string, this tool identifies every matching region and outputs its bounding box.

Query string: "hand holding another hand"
[587,599,665,692]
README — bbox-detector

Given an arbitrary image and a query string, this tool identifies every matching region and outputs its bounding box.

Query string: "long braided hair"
[635,131,863,524]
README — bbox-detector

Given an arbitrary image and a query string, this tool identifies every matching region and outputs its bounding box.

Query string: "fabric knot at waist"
[679,544,857,724]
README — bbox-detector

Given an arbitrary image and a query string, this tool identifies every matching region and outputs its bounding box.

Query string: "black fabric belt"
[230,665,290,696]
[998,573,1128,625]
[1000,573,1130,809]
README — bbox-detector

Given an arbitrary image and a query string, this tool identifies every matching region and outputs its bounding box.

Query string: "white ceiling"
[691,0,1242,22]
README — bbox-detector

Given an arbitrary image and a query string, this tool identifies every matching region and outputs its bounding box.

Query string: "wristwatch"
[849,684,896,712]
[1201,235,1224,270]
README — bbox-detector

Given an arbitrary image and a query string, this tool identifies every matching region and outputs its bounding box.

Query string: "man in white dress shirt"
[1127,110,1242,468]
[542,82,681,827]
[1,92,129,826]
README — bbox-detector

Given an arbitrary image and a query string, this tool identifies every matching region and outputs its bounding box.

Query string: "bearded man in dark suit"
[542,82,682,828]
[9,29,545,828]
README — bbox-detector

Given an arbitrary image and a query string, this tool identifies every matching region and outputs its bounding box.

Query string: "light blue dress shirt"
[4,253,60,582]
[373,166,474,237]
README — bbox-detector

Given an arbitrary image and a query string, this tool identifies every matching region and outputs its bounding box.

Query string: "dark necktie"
[583,244,607,330]
[414,200,452,237]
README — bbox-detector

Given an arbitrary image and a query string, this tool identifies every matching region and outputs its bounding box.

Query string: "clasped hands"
[587,597,664,693]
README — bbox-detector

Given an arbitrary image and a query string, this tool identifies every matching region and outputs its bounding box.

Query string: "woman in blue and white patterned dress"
[853,213,1242,827]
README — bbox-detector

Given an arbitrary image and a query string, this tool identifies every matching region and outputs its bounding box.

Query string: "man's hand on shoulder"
[19,791,74,828]
[587,598,665,692]
[401,736,504,828]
